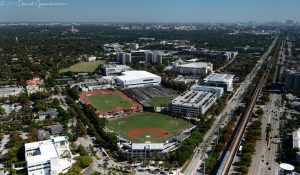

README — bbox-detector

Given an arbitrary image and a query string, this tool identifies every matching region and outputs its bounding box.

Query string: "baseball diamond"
[108,113,192,143]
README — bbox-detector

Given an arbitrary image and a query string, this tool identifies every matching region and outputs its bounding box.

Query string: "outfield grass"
[108,113,192,143]
[150,96,173,107]
[87,93,133,110]
[59,61,104,73]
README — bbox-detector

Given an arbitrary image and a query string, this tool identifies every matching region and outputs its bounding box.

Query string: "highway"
[217,39,277,175]
[247,93,282,175]
[246,37,286,175]
[183,36,278,175]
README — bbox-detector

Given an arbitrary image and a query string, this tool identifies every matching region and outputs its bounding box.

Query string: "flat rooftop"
[0,87,23,93]
[204,73,234,82]
[117,70,160,81]
[176,62,212,68]
[104,64,130,69]
[172,90,215,107]
[25,136,68,165]
[26,143,58,165]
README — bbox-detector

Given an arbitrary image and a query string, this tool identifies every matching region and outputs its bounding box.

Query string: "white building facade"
[172,62,213,75]
[102,64,131,75]
[116,71,161,89]
[25,136,73,175]
[203,73,234,91]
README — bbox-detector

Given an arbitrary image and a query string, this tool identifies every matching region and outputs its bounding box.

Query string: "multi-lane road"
[183,36,278,175]
[247,93,282,175]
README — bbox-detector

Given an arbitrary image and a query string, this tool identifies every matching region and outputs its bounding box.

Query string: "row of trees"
[167,115,216,167]
[63,145,93,174]
[239,120,262,174]
[65,87,120,156]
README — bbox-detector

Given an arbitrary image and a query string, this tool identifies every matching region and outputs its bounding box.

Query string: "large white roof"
[25,136,68,165]
[26,144,58,165]
[117,70,160,81]
[204,73,234,82]
[172,90,215,107]
[176,62,211,68]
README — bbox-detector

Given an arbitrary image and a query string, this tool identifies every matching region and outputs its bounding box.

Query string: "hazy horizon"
[1,0,300,23]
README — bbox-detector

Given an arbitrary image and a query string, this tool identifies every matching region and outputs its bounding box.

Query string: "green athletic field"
[150,96,173,107]
[87,93,133,110]
[59,61,104,73]
[108,113,192,143]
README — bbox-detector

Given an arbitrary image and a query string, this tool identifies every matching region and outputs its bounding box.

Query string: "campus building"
[145,51,163,64]
[25,136,73,175]
[116,52,132,64]
[191,85,224,98]
[171,89,218,115]
[116,70,161,89]
[172,62,213,75]
[284,69,300,90]
[0,86,24,97]
[203,73,234,91]
[102,64,131,75]
[82,56,96,62]
[128,43,139,50]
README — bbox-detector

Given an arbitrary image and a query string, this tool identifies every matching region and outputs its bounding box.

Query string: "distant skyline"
[1,0,300,23]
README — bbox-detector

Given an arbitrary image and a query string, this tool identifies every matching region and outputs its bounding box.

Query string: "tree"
[256,108,264,116]
[77,145,88,156]
[0,106,5,115]
[77,155,92,168]
[50,98,60,108]
[34,100,48,111]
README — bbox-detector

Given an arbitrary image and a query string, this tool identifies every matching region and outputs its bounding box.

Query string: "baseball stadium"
[79,90,143,115]
[107,113,195,158]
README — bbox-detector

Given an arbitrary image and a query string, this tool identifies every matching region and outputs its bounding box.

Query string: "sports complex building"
[116,70,161,89]
[107,113,195,158]
[80,89,194,158]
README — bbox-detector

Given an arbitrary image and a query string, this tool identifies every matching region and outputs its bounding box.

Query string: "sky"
[0,0,300,23]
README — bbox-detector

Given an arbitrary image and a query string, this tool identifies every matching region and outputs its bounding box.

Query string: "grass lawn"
[150,96,173,107]
[59,61,104,73]
[87,93,133,110]
[108,113,192,143]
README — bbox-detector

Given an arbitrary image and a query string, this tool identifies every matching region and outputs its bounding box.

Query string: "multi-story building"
[171,89,217,115]
[203,73,234,91]
[172,62,213,75]
[191,85,224,98]
[25,136,73,175]
[145,51,163,64]
[102,64,131,75]
[116,52,132,64]
[284,70,300,90]
[128,43,139,50]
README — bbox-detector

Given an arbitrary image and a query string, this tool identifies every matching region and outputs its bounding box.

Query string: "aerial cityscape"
[1,0,300,175]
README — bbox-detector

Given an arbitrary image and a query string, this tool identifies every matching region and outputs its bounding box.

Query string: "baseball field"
[80,90,142,115]
[87,93,133,110]
[108,113,192,143]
